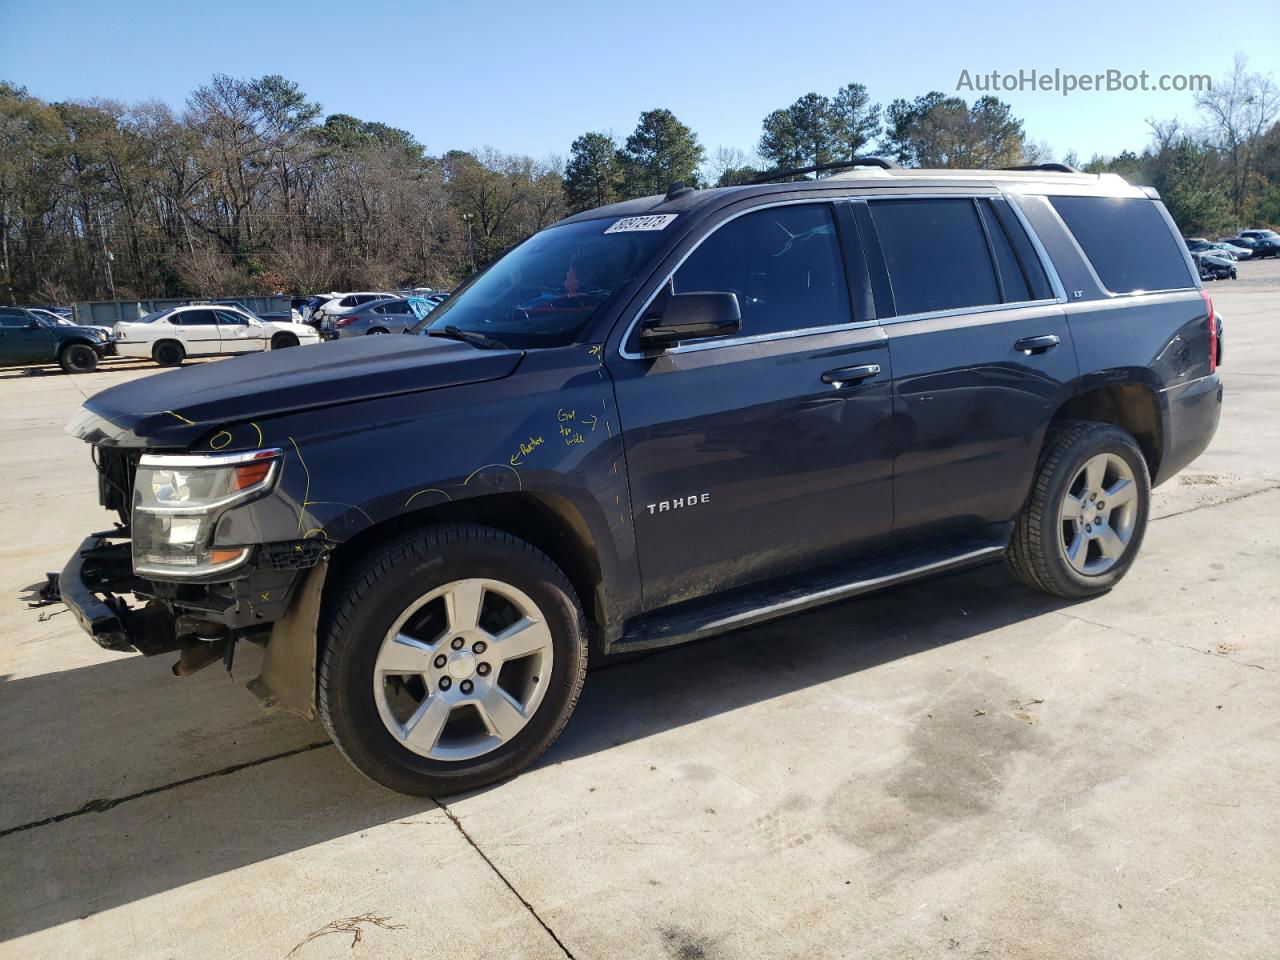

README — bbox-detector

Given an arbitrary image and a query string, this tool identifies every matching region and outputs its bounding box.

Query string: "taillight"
[335,316,354,327]
[1202,289,1218,373]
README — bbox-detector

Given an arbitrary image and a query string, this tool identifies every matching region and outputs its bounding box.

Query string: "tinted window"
[869,198,1000,315]
[669,203,851,337]
[1049,196,1194,293]
[976,201,1030,302]
[174,309,218,326]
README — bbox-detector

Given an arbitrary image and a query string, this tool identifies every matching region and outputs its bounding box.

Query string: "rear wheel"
[152,340,185,367]
[367,327,389,335]
[1007,421,1151,599]
[58,343,98,374]
[319,525,588,796]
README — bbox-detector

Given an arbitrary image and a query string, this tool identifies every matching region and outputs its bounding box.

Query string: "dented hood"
[68,334,523,448]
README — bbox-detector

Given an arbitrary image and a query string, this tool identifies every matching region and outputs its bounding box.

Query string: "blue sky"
[3,0,1277,166]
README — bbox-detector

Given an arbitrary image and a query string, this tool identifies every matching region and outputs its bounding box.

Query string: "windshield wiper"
[427,325,509,350]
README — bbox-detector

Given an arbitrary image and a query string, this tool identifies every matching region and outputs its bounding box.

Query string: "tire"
[367,327,389,335]
[271,332,299,349]
[319,524,589,796]
[1007,421,1151,599]
[152,340,185,367]
[58,342,99,374]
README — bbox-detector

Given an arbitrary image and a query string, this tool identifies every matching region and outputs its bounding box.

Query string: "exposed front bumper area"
[58,531,326,656]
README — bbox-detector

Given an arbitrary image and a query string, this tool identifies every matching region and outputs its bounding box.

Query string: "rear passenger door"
[859,195,1077,544]
[609,201,895,610]
[172,309,223,355]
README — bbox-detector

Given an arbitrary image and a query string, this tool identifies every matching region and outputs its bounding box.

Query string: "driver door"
[0,309,57,364]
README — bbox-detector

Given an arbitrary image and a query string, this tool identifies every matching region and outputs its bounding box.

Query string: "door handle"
[1014,334,1061,355]
[821,363,881,385]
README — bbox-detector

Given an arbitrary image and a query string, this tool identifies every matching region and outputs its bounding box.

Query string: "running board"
[615,537,1009,653]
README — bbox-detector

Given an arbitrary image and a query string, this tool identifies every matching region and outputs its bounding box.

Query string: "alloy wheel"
[372,578,555,761]
[1058,452,1140,576]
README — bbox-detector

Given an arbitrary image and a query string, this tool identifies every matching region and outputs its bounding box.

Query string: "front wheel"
[58,343,98,374]
[1007,421,1151,599]
[271,333,299,349]
[319,525,588,796]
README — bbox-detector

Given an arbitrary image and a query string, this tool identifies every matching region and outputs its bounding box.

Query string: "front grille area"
[92,445,140,524]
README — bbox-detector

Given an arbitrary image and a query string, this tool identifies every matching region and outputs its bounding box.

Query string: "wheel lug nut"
[1085,524,1093,533]
[460,679,473,694]
[477,662,491,676]
[1096,501,1105,509]
[1094,515,1102,524]
[473,640,487,654]
[439,676,452,690]
[451,637,464,650]
[433,654,447,668]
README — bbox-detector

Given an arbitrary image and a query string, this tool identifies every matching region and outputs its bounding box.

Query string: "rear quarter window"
[1049,196,1194,294]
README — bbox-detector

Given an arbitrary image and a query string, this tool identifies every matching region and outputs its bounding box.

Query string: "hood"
[68,334,523,448]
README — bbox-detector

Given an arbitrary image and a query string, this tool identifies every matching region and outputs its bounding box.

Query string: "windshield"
[414,218,669,348]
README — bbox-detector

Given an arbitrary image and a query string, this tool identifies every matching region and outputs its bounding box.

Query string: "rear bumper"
[1156,373,1222,486]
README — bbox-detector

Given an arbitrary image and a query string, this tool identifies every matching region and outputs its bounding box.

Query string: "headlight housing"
[132,448,282,577]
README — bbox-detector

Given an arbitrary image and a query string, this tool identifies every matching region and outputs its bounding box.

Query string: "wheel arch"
[1050,378,1163,481]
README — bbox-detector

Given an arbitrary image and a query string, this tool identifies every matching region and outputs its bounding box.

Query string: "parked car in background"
[311,292,396,327]
[1185,238,1250,261]
[0,305,114,372]
[113,304,320,366]
[321,297,429,339]
[1192,250,1236,281]
[1223,231,1280,258]
[29,307,115,337]
[23,303,74,319]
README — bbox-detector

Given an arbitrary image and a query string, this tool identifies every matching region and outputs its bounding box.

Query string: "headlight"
[132,448,282,577]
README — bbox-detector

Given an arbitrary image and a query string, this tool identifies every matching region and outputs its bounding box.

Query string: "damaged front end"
[56,444,328,709]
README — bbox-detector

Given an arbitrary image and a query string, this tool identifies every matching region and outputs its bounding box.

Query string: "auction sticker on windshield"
[604,214,678,233]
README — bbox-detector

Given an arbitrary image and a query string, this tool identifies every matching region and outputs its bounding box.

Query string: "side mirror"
[638,292,741,352]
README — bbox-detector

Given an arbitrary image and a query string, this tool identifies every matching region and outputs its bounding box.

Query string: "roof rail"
[1000,162,1081,174]
[748,156,900,185]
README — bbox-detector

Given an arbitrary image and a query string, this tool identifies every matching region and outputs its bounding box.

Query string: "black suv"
[55,164,1222,795]
[1,306,114,373]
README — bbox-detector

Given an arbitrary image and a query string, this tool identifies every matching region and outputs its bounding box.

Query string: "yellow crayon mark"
[581,414,598,431]
[289,437,312,534]
[563,432,585,447]
[293,544,303,553]
[405,488,453,508]
[210,430,232,450]
[250,422,264,447]
[303,528,326,539]
[260,592,271,602]
[557,409,576,422]
[166,410,195,425]
[464,464,523,491]
[605,420,612,437]
[510,435,544,466]
[588,344,602,357]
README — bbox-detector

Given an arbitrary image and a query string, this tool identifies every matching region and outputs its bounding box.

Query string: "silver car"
[321,297,423,339]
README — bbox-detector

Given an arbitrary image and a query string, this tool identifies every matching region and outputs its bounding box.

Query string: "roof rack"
[1000,162,1081,174]
[748,156,900,185]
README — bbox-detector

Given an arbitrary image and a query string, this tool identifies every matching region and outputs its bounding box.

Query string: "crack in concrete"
[435,799,577,960]
[0,741,332,840]
[1055,611,1269,672]
[1152,483,1280,522]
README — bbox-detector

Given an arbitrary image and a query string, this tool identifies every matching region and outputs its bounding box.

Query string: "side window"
[986,198,1053,301]
[670,203,852,337]
[868,198,1000,316]
[0,309,31,327]
[179,310,218,326]
[215,310,248,325]
[340,296,358,307]
[1049,196,1195,294]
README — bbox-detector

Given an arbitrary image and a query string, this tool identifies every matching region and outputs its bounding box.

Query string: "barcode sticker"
[604,214,678,234]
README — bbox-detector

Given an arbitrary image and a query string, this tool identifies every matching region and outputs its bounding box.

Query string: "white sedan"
[114,305,321,366]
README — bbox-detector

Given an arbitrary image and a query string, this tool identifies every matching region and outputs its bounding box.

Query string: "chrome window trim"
[878,297,1063,327]
[617,192,1069,360]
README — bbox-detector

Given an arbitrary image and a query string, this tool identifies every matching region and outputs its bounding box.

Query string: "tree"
[1195,54,1280,222]
[1152,139,1231,235]
[880,92,1025,168]
[564,132,622,212]
[618,109,704,197]
[829,83,880,159]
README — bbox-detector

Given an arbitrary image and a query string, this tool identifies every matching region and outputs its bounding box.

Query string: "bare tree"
[1195,54,1280,221]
